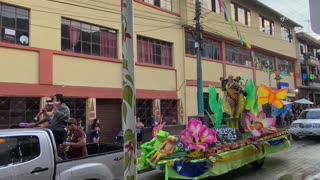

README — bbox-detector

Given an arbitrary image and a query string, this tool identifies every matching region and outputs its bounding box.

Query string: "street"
[138,137,320,180]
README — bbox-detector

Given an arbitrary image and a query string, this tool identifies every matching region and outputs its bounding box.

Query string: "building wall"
[0,0,300,127]
[0,47,39,84]
[183,0,298,119]
[0,0,184,132]
[183,0,298,58]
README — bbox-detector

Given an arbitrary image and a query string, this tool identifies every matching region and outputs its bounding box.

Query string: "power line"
[47,0,182,24]
[7,0,185,30]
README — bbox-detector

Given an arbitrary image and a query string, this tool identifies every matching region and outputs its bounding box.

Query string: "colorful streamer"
[302,73,308,80]
[221,0,252,52]
[239,33,244,45]
[230,16,235,32]
[218,0,222,13]
[281,71,287,77]
[310,74,316,80]
[290,72,294,77]
[245,41,252,49]
[222,2,228,22]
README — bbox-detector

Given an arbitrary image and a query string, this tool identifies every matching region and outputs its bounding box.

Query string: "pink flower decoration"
[245,111,277,137]
[180,119,217,151]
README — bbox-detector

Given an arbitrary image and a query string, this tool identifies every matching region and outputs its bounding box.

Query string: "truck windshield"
[299,111,320,119]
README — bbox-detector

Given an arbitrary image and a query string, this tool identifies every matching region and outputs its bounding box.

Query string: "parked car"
[0,128,124,180]
[289,108,320,140]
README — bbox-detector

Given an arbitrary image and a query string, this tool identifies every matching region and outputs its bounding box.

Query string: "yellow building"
[0,0,300,142]
[296,32,320,104]
[182,0,301,119]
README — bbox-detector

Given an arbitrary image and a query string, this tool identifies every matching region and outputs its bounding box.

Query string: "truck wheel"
[291,134,300,140]
[250,158,265,169]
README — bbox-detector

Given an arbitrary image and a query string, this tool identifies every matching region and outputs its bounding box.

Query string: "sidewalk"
[307,173,320,180]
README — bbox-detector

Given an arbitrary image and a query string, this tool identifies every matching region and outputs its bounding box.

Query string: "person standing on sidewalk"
[136,117,144,149]
[90,118,100,143]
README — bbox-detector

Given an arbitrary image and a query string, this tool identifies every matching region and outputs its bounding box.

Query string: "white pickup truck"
[0,128,124,180]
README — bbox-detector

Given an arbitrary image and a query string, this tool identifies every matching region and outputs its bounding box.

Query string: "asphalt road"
[138,137,320,180]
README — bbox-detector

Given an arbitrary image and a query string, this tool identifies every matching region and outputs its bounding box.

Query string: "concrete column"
[86,98,96,132]
[153,99,161,120]
[178,99,184,125]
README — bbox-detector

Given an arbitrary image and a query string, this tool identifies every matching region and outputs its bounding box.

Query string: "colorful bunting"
[290,72,294,77]
[230,15,235,32]
[221,0,252,52]
[302,73,308,80]
[222,2,228,22]
[245,41,252,49]
[246,47,251,56]
[281,71,287,77]
[310,74,316,80]
[218,0,222,13]
[239,33,244,45]
[295,73,301,79]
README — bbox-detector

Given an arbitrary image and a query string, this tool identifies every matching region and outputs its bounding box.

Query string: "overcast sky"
[258,0,320,39]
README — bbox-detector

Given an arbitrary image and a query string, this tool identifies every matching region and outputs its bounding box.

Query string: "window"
[231,2,251,26]
[64,98,86,129]
[299,110,320,119]
[137,36,173,66]
[225,44,251,67]
[160,100,178,125]
[0,136,40,167]
[185,32,221,60]
[202,37,221,60]
[196,0,220,13]
[277,59,292,74]
[255,52,274,70]
[259,16,274,35]
[281,26,292,43]
[300,44,305,55]
[185,32,196,56]
[0,4,29,45]
[0,97,40,129]
[143,0,172,11]
[61,18,117,58]
[136,99,153,125]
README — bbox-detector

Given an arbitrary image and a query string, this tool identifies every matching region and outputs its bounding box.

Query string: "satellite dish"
[19,35,29,45]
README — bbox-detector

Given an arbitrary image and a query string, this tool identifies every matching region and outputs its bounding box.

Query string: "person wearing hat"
[29,94,70,149]
[28,97,54,128]
[59,118,88,159]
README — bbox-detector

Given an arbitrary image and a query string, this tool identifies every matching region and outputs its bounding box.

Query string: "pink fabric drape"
[137,40,143,63]
[161,45,171,66]
[138,40,153,64]
[100,31,116,58]
[69,26,80,51]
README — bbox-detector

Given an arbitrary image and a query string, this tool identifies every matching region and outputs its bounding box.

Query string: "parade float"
[138,76,291,180]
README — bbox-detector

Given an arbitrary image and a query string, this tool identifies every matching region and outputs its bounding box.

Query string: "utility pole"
[121,0,137,179]
[195,0,204,123]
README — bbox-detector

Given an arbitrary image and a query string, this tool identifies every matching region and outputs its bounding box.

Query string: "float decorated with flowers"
[138,76,291,180]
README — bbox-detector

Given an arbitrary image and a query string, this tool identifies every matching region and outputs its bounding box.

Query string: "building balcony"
[300,55,319,66]
[309,57,320,66]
